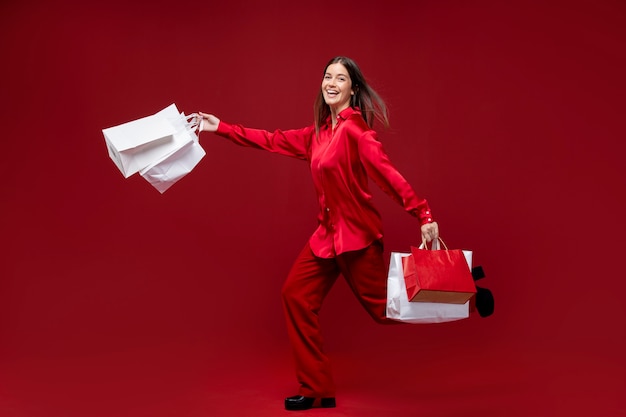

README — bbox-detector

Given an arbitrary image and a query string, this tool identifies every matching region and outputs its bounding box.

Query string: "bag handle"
[184,113,201,132]
[419,237,449,250]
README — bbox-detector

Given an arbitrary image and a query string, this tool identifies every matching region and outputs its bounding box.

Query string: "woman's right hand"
[197,112,220,132]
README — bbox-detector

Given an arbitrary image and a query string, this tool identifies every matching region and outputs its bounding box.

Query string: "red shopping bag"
[403,239,476,304]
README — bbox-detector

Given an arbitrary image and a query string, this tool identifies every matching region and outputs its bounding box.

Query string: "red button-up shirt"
[215,107,433,258]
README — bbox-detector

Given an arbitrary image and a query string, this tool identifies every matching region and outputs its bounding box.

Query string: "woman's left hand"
[421,222,439,243]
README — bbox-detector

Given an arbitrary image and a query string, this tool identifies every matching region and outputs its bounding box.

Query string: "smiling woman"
[195,56,439,411]
[314,56,390,136]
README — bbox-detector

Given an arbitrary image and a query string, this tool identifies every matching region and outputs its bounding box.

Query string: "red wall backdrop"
[1,1,625,416]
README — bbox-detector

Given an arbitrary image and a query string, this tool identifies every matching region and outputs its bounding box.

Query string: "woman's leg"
[337,241,397,324]
[281,242,340,398]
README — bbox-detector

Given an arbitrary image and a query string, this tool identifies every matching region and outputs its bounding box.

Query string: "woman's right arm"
[197,112,311,160]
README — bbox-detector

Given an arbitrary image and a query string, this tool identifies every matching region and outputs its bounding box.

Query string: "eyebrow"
[325,72,349,77]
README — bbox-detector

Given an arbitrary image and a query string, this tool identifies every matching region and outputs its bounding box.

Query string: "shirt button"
[326,207,330,212]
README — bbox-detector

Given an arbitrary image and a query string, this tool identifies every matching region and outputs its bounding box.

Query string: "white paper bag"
[386,251,472,324]
[102,104,199,178]
[140,136,206,193]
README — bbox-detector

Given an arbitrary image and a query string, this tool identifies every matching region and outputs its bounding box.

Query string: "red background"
[1,1,625,416]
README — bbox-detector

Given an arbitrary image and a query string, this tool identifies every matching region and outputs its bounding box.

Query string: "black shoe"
[471,266,494,318]
[284,395,336,410]
[475,286,494,317]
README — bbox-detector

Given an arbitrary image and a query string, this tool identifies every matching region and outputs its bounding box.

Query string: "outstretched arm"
[195,111,312,160]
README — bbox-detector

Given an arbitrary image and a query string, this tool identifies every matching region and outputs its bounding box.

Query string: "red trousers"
[281,241,397,398]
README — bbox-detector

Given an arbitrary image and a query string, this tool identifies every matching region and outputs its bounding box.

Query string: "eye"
[323,74,331,80]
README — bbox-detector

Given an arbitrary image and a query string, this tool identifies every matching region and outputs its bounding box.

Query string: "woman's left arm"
[358,131,439,242]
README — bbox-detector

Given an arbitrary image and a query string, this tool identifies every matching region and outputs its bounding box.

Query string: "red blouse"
[215,107,433,258]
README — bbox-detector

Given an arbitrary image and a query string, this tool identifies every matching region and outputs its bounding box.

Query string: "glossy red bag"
[403,239,476,304]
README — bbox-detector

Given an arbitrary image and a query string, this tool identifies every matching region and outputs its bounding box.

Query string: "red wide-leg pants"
[281,241,397,398]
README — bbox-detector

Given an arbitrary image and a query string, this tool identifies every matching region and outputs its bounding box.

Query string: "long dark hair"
[313,56,389,137]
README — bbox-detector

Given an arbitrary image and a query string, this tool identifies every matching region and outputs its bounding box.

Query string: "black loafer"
[284,395,336,410]
[475,286,494,317]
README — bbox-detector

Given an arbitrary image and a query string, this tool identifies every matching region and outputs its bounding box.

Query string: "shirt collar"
[325,106,361,127]
[338,106,360,120]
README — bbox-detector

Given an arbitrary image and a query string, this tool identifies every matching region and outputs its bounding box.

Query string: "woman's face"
[321,63,353,112]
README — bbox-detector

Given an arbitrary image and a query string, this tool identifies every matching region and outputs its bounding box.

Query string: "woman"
[196,56,439,410]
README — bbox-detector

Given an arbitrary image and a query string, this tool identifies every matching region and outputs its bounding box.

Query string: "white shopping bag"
[386,251,472,324]
[102,104,200,178]
[140,136,206,194]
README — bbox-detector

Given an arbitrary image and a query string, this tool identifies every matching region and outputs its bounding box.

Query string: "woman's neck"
[330,108,339,128]
[330,104,349,128]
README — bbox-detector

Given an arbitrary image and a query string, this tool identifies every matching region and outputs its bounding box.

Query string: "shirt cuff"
[215,120,231,136]
[417,208,434,226]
